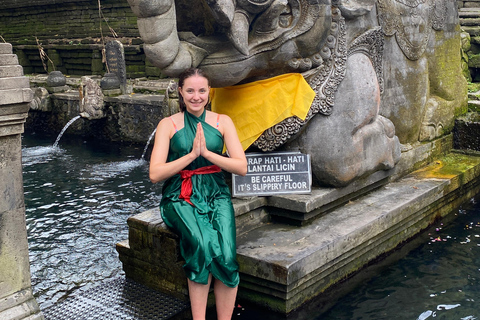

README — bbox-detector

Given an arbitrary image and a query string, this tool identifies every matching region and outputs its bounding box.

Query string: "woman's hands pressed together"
[191,122,207,159]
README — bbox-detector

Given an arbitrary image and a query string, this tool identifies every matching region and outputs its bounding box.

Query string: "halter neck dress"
[160,110,239,288]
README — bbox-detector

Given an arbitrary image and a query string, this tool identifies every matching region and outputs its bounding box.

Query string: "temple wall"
[0,0,162,78]
[458,0,480,8]
[0,0,137,41]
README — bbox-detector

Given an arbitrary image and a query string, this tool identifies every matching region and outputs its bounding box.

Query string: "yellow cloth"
[211,73,315,150]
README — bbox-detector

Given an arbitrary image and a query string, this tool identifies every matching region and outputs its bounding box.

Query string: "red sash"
[179,165,222,206]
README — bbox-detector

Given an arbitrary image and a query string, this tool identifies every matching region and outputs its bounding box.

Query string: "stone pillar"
[0,43,43,319]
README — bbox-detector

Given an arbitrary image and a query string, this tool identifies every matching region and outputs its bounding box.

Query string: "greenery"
[467,81,480,92]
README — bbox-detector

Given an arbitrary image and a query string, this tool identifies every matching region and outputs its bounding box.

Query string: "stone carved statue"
[127,0,464,186]
[377,0,466,144]
[29,87,51,112]
[79,77,105,120]
[164,79,180,116]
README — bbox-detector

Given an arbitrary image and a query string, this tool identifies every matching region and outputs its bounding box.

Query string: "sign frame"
[232,151,312,197]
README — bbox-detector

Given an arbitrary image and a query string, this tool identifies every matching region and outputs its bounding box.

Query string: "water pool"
[22,133,161,309]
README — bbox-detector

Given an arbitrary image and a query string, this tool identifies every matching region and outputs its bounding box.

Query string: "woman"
[149,68,247,320]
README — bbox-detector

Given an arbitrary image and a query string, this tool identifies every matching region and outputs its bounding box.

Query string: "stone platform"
[42,277,189,320]
[117,137,480,314]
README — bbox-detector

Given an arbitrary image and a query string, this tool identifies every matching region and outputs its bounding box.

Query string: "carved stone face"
[197,1,332,86]
[396,2,430,58]
[136,0,333,87]
[377,0,433,60]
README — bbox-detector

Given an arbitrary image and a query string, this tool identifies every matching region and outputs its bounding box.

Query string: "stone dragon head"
[128,0,338,87]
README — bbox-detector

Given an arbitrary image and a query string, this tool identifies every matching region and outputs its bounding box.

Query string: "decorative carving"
[164,80,180,116]
[253,7,348,152]
[394,0,426,7]
[432,1,447,31]
[253,21,386,152]
[29,87,51,112]
[377,0,446,61]
[79,77,105,120]
[347,27,385,94]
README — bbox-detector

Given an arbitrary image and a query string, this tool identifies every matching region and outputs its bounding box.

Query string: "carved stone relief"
[79,77,105,120]
[127,0,464,186]
[377,0,464,144]
[377,0,447,61]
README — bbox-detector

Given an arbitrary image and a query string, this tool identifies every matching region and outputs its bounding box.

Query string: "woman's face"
[179,75,210,117]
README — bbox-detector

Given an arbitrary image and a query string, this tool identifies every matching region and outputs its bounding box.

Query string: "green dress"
[160,110,239,288]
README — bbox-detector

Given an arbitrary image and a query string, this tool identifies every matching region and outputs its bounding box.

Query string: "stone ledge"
[0,54,19,66]
[0,111,29,137]
[0,89,33,105]
[468,100,480,112]
[0,77,30,90]
[126,196,270,237]
[235,152,480,312]
[265,170,390,221]
[0,65,24,78]
[0,43,12,54]
[104,94,166,105]
[0,288,42,320]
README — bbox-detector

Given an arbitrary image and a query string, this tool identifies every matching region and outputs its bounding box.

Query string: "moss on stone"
[468,82,480,92]
[411,153,480,180]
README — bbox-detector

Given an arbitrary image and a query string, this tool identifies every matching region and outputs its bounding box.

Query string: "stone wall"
[0,0,137,42]
[458,1,480,8]
[25,92,167,144]
[0,0,162,78]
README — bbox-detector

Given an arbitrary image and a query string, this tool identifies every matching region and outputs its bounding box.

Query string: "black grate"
[43,278,188,320]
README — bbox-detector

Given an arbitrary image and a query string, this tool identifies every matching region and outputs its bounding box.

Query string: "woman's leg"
[214,279,238,320]
[188,274,212,320]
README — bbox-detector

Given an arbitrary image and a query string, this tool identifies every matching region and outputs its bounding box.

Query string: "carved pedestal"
[0,43,43,319]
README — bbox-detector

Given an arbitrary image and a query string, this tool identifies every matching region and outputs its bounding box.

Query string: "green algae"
[411,153,480,180]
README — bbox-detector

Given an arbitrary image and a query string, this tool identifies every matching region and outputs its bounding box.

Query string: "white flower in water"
[417,310,433,320]
[437,303,461,310]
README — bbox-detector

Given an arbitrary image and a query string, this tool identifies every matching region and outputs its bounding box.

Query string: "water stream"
[52,115,81,148]
[141,128,156,160]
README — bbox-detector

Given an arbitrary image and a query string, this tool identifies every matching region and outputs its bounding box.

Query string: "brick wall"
[459,1,480,8]
[0,0,162,78]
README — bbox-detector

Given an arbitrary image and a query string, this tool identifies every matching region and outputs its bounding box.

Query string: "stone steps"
[117,134,480,314]
[460,7,480,35]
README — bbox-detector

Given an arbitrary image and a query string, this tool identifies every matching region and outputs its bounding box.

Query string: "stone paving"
[42,278,188,320]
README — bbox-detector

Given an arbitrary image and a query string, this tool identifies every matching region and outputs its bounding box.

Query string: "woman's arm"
[149,117,199,183]
[200,115,247,176]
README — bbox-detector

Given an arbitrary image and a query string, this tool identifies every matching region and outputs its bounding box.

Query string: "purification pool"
[22,133,480,319]
[22,133,161,310]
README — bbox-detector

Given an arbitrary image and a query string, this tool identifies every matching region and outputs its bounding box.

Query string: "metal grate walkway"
[42,277,188,320]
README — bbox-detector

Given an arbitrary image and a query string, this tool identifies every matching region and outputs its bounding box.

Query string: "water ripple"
[22,135,162,309]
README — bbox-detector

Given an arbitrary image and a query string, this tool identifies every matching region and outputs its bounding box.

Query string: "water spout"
[141,128,157,160]
[53,115,81,148]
